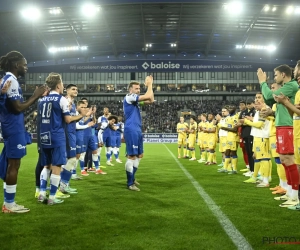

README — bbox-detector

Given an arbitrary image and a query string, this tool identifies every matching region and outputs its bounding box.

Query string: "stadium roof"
[0,0,299,63]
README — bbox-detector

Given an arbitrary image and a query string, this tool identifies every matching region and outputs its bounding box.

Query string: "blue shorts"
[103,135,111,147]
[4,133,27,159]
[110,136,117,147]
[87,135,97,151]
[67,133,76,158]
[94,135,98,148]
[124,130,143,156]
[116,135,121,148]
[41,146,67,166]
[76,139,83,154]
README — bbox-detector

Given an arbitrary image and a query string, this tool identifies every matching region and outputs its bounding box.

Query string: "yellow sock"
[178,147,181,156]
[186,149,190,157]
[201,151,206,160]
[253,161,260,178]
[191,150,195,158]
[224,157,231,170]
[268,160,272,178]
[260,160,270,178]
[213,152,216,163]
[183,147,187,157]
[231,157,238,171]
[207,153,213,163]
[277,163,287,181]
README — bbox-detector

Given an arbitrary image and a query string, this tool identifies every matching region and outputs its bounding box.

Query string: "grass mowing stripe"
[164,144,253,250]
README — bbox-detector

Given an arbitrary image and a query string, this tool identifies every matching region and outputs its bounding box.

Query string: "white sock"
[263,177,269,184]
[287,185,292,197]
[291,189,299,201]
[49,174,61,200]
[281,180,288,190]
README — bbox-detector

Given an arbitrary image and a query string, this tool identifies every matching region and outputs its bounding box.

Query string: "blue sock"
[72,169,76,175]
[5,185,16,204]
[133,167,138,180]
[92,154,99,170]
[79,160,85,170]
[50,175,60,197]
[40,179,47,192]
[3,183,6,202]
[106,152,111,161]
[5,191,15,203]
[60,168,72,185]
[126,171,134,186]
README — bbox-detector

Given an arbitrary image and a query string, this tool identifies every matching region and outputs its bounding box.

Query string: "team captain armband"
[139,101,145,106]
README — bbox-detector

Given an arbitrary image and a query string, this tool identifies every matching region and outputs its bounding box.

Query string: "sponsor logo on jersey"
[17,144,26,149]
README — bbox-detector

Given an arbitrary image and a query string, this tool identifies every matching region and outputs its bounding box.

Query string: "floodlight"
[264,5,270,12]
[146,43,152,47]
[48,46,88,53]
[272,7,277,12]
[82,3,100,17]
[286,6,294,14]
[20,7,41,20]
[236,44,276,52]
[266,45,276,52]
[295,7,300,14]
[49,8,61,15]
[224,2,243,14]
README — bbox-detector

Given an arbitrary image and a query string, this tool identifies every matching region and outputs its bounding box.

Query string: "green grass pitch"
[0,143,298,250]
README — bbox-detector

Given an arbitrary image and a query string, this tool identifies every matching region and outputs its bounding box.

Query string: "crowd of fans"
[21,99,241,134]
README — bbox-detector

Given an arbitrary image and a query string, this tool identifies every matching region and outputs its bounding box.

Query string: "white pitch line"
[164,144,253,250]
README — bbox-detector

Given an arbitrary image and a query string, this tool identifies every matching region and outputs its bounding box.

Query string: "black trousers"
[243,136,254,172]
[35,152,43,187]
[84,150,93,169]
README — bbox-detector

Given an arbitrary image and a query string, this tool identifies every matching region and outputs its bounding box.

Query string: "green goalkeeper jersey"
[261,80,298,127]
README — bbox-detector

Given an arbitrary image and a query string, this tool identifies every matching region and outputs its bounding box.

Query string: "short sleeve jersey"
[189,122,197,136]
[123,93,142,132]
[39,91,70,148]
[294,88,300,139]
[66,98,76,134]
[0,72,25,138]
[177,122,188,137]
[225,114,238,140]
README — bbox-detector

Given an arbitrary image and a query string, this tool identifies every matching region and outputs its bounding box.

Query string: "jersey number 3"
[42,103,52,118]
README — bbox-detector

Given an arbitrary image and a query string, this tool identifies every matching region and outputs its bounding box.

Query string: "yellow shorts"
[178,136,187,145]
[207,139,216,150]
[253,137,270,160]
[294,138,300,165]
[226,140,238,151]
[197,133,202,146]
[269,136,279,158]
[219,136,227,153]
[188,135,196,148]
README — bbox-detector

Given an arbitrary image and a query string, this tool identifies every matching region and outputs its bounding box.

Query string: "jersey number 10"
[42,103,52,118]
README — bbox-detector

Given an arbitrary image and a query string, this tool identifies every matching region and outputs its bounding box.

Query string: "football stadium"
[0,0,300,249]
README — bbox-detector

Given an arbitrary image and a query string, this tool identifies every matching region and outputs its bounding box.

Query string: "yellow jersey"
[189,122,197,136]
[197,121,203,138]
[294,89,300,139]
[177,122,188,137]
[206,121,216,140]
[269,104,277,137]
[224,115,238,140]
